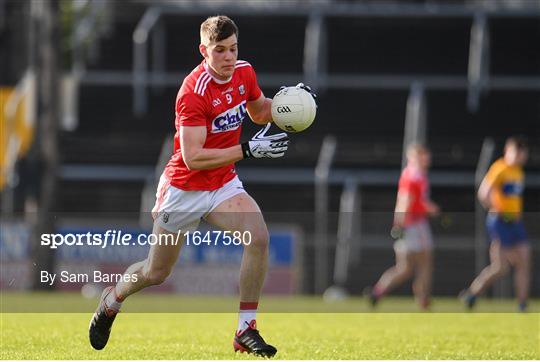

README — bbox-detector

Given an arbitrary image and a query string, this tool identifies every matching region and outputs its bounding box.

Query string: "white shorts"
[394,220,433,254]
[152,175,247,233]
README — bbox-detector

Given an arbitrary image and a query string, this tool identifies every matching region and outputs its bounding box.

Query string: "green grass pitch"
[1,293,539,359]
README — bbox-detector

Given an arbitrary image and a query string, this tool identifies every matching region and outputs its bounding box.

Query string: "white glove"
[241,123,289,159]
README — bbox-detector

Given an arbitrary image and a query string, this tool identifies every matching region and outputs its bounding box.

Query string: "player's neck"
[407,162,425,173]
[204,62,232,84]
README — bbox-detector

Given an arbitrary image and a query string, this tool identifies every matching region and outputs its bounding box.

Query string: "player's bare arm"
[247,94,273,125]
[181,125,243,170]
[393,192,411,227]
[181,124,289,168]
[477,177,494,209]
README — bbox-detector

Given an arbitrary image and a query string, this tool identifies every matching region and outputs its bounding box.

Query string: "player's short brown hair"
[200,15,238,45]
[505,136,528,150]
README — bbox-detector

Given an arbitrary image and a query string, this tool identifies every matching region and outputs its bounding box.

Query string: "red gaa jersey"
[162,60,262,191]
[398,165,429,226]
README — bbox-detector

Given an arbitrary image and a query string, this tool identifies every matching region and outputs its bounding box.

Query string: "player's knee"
[491,263,509,277]
[396,264,413,277]
[143,267,171,286]
[245,227,269,251]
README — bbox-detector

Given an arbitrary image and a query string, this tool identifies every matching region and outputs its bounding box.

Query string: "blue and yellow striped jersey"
[484,158,524,217]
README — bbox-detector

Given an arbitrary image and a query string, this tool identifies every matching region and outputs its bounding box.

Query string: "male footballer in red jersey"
[365,144,439,310]
[89,15,315,357]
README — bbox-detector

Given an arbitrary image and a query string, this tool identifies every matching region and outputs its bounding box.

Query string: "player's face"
[201,35,238,80]
[408,149,431,170]
[517,149,529,165]
[505,145,528,166]
[418,150,431,169]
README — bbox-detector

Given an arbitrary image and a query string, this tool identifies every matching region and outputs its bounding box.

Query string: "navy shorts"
[486,214,528,248]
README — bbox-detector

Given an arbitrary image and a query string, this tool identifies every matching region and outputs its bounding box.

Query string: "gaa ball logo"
[276,106,292,113]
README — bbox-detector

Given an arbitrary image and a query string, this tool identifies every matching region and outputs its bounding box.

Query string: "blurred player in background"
[365,144,439,310]
[460,136,530,312]
[89,15,315,357]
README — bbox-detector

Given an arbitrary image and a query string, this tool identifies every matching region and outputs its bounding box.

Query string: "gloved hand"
[241,123,289,159]
[280,83,317,106]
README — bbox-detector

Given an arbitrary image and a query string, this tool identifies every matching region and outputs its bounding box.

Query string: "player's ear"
[199,44,208,59]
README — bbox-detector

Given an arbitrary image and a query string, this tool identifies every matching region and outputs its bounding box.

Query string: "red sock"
[104,286,124,313]
[237,301,258,333]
